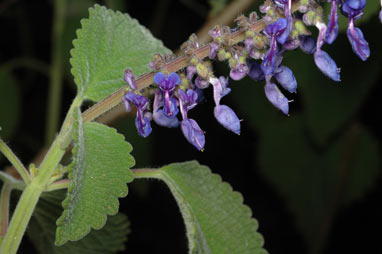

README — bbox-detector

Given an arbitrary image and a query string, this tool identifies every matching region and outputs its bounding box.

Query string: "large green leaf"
[70,4,171,101]
[28,190,129,254]
[153,161,267,254]
[258,116,378,250]
[56,109,135,245]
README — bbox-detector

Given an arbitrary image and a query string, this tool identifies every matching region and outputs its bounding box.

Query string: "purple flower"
[299,35,316,54]
[214,105,241,135]
[342,0,370,61]
[277,16,293,45]
[314,50,341,82]
[274,66,297,93]
[186,65,196,81]
[326,0,339,44]
[177,89,205,151]
[346,21,370,61]
[181,119,205,151]
[262,18,289,76]
[154,72,181,117]
[230,63,249,81]
[209,42,219,59]
[341,0,366,20]
[194,76,210,89]
[153,90,179,128]
[124,68,137,90]
[245,37,254,53]
[210,77,241,134]
[248,61,265,81]
[264,82,289,115]
[124,92,152,137]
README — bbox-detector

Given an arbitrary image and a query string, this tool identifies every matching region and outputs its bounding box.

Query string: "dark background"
[0,0,380,253]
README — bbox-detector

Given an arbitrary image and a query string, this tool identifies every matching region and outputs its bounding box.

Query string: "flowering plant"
[0,0,380,253]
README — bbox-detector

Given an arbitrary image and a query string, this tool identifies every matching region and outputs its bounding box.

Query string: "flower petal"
[153,109,179,128]
[264,82,289,115]
[314,50,340,82]
[153,72,167,85]
[346,26,370,61]
[214,105,241,135]
[325,1,339,44]
[181,119,205,151]
[274,66,297,93]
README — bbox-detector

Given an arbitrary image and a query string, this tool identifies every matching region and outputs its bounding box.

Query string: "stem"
[45,0,66,145]
[82,1,301,124]
[0,139,30,184]
[45,179,71,192]
[132,168,162,179]
[0,96,81,254]
[0,183,12,240]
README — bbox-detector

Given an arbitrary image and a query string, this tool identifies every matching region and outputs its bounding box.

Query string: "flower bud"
[214,105,241,135]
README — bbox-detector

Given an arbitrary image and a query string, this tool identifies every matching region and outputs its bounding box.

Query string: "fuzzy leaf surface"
[28,190,130,254]
[56,110,134,245]
[71,4,170,101]
[156,161,267,254]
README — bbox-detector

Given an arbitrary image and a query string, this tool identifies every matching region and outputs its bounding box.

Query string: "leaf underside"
[28,190,130,254]
[55,109,134,245]
[71,4,171,102]
[158,161,268,254]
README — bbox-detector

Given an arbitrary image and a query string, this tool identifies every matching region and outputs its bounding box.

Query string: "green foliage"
[0,70,20,140]
[28,190,130,254]
[157,161,268,254]
[70,4,170,102]
[56,109,135,245]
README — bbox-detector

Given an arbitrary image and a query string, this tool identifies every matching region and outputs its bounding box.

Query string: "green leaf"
[28,190,130,254]
[56,109,135,245]
[154,161,267,254]
[70,4,170,101]
[0,70,20,139]
[258,116,378,250]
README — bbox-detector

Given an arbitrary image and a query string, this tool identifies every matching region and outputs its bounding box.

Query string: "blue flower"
[124,92,152,137]
[153,72,181,117]
[341,0,366,20]
[314,50,341,82]
[230,63,249,81]
[299,35,316,54]
[346,22,370,61]
[152,90,179,128]
[341,0,370,61]
[261,18,289,76]
[124,68,137,90]
[214,105,241,135]
[177,89,205,151]
[264,82,289,115]
[181,119,205,151]
[274,66,297,93]
[210,77,241,134]
[325,0,339,44]
[248,61,265,81]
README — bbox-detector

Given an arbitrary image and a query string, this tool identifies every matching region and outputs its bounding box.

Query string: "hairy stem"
[0,96,81,254]
[0,183,12,241]
[132,168,162,179]
[45,0,66,145]
[0,138,30,184]
[45,179,71,192]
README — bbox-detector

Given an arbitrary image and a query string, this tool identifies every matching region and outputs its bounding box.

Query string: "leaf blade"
[56,109,134,245]
[71,4,171,101]
[156,161,267,254]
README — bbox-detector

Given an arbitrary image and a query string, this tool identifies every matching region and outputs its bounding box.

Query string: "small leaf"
[56,109,135,245]
[28,190,130,254]
[156,161,268,254]
[71,4,171,101]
